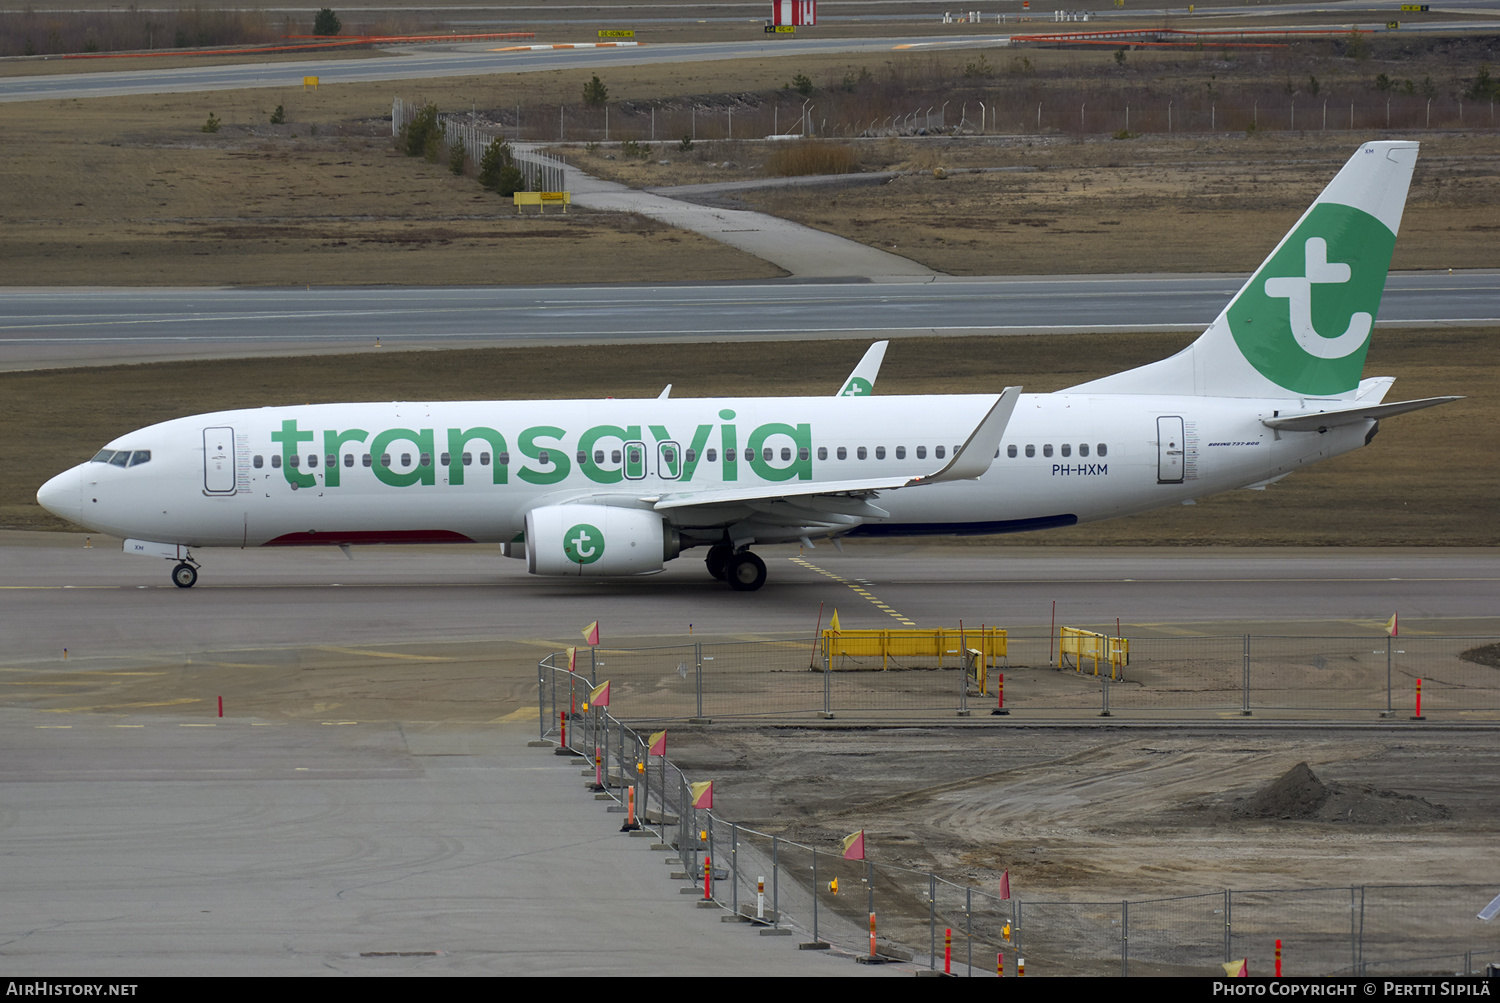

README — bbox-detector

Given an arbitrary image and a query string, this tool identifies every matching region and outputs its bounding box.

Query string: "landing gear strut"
[726,551,766,592]
[170,557,200,588]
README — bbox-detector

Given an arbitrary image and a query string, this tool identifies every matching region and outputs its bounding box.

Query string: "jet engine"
[526,503,680,577]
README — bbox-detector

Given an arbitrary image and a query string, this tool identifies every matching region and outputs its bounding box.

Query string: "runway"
[4,271,1496,370]
[5,534,1496,664]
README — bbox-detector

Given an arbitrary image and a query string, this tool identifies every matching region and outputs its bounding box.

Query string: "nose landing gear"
[170,556,200,588]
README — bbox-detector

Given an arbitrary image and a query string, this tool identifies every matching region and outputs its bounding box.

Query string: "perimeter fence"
[538,655,1500,976]
[546,634,1500,722]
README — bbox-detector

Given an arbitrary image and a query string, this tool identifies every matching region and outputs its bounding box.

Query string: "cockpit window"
[109,451,130,467]
[128,450,151,467]
[91,449,116,464]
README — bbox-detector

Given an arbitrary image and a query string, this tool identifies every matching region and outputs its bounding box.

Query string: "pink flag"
[1385,612,1398,637]
[690,780,713,809]
[999,869,1011,900]
[582,620,600,646]
[648,729,667,757]
[588,679,610,708]
[567,646,577,672]
[841,829,865,860]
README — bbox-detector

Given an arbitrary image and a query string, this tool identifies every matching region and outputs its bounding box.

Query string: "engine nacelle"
[526,503,680,577]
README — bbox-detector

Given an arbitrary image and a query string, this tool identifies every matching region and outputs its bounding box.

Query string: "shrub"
[479,137,524,196]
[764,140,859,177]
[791,73,814,97]
[679,134,693,152]
[201,112,220,133]
[314,8,342,36]
[620,139,652,160]
[400,103,441,159]
[270,104,285,124]
[582,75,608,107]
[449,137,467,175]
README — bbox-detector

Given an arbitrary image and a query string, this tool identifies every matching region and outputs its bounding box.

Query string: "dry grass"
[763,139,861,177]
[5,329,1493,546]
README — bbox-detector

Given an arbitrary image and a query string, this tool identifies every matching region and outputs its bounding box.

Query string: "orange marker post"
[559,710,567,749]
[1018,956,1025,977]
[1276,938,1282,977]
[998,951,1004,977]
[217,696,223,718]
[1412,678,1426,720]
[991,672,1009,716]
[703,855,712,900]
[869,912,877,958]
[944,927,952,974]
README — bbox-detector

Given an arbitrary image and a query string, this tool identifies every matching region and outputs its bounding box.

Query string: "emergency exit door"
[1157,416,1185,484]
[203,426,237,494]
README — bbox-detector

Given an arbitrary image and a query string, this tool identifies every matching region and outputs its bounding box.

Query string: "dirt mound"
[1460,642,1500,670]
[1238,761,1328,819]
[1234,762,1450,825]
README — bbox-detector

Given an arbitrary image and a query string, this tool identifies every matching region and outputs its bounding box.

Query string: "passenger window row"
[1005,443,1109,459]
[252,451,505,470]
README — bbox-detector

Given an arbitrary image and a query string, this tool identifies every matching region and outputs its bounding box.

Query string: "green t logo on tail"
[1227,202,1396,396]
[839,377,874,396]
[564,523,604,565]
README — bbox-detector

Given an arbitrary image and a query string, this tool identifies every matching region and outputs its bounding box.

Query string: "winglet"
[906,386,1022,486]
[836,341,888,397]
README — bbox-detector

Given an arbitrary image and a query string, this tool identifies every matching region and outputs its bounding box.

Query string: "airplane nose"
[37,466,84,526]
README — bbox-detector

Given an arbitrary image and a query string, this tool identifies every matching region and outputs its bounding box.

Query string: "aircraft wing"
[1261,396,1462,432]
[835,341,889,396]
[650,387,1021,512]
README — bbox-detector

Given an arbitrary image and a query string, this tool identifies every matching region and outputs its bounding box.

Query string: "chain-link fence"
[537,654,1500,976]
[540,635,1500,722]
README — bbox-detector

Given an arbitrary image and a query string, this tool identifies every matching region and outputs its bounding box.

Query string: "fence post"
[930,874,937,969]
[537,660,545,741]
[1101,676,1111,717]
[1122,899,1129,977]
[1350,885,1358,974]
[731,822,739,917]
[1385,635,1394,717]
[822,639,832,718]
[1242,635,1252,716]
[966,887,973,976]
[695,642,704,720]
[812,847,819,944]
[1224,888,1231,962]
[772,834,781,930]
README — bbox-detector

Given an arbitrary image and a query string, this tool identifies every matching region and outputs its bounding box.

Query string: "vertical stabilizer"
[1068,141,1418,399]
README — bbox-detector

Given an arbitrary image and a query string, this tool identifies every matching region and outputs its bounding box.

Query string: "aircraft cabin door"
[1157,416,1185,484]
[203,426,238,495]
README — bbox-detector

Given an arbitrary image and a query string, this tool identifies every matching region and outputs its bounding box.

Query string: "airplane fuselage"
[42,393,1369,551]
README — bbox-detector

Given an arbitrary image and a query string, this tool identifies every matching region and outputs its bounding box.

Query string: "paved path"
[551,152,937,280]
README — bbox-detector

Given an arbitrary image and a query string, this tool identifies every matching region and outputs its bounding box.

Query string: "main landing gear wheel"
[705,544,734,581]
[726,551,766,592]
[171,562,198,589]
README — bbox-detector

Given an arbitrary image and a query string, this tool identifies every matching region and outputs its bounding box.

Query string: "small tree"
[582,75,608,107]
[314,8,342,36]
[791,73,814,97]
[478,137,524,196]
[400,103,441,159]
[270,104,286,124]
[448,137,467,175]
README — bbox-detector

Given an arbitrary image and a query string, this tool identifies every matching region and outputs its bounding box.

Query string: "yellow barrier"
[1059,627,1129,679]
[513,191,570,213]
[822,627,1007,678]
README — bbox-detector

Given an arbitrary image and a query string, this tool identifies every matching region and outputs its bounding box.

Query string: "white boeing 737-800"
[37,141,1457,592]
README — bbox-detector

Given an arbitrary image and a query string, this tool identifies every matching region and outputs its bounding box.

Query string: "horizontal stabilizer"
[1262,395,1461,432]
